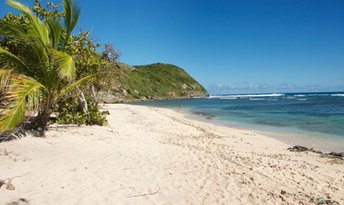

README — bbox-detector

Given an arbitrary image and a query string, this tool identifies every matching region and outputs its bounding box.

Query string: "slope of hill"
[99,63,208,102]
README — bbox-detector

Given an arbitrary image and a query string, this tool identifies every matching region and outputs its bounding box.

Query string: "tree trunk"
[76,87,88,114]
[26,97,54,136]
[29,110,53,135]
[91,85,98,105]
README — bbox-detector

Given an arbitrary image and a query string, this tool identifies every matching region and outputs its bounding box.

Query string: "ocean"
[134,92,344,152]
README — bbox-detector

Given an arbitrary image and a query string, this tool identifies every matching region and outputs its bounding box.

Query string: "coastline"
[178,108,344,153]
[99,94,209,104]
[131,95,344,153]
[0,104,343,204]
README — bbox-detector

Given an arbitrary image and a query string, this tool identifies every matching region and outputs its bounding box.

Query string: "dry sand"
[0,104,343,205]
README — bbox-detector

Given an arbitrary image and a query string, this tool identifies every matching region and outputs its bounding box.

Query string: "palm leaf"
[0,47,28,70]
[47,18,62,49]
[61,70,124,94]
[0,46,46,81]
[0,69,13,94]
[0,75,46,132]
[63,0,81,42]
[6,0,50,47]
[0,21,49,69]
[61,73,98,94]
[0,20,29,45]
[52,50,76,81]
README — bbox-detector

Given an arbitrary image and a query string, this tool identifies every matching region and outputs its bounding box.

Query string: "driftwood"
[0,172,31,190]
[76,87,88,114]
[126,185,161,198]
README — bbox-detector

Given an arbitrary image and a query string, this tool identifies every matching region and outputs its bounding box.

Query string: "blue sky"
[1,0,344,93]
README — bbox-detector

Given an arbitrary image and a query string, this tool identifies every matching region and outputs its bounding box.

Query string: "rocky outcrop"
[287,145,344,160]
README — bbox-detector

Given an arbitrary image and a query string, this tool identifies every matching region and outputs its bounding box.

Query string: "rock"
[0,180,5,189]
[288,146,343,161]
[287,145,308,152]
[329,152,344,158]
[205,116,213,120]
[122,89,128,96]
[309,148,323,155]
[181,84,188,89]
[168,91,176,97]
[322,152,344,160]
[281,190,286,195]
[6,183,15,190]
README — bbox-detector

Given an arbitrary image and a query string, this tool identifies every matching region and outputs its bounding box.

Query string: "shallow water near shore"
[133,92,344,152]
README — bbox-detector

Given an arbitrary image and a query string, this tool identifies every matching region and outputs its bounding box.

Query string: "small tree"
[0,0,85,134]
[103,44,121,66]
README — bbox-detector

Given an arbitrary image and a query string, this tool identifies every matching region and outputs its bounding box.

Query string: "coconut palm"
[0,0,85,134]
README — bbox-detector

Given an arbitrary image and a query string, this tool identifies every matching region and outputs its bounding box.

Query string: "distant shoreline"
[101,94,209,104]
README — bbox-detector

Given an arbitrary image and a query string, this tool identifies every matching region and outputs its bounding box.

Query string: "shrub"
[55,95,108,126]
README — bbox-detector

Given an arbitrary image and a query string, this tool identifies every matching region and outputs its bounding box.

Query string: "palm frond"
[0,128,27,142]
[0,70,13,105]
[0,69,13,92]
[6,0,50,47]
[0,47,28,71]
[52,50,76,81]
[0,20,28,44]
[0,21,49,68]
[47,18,62,49]
[61,70,124,94]
[61,73,98,94]
[0,75,46,132]
[63,0,81,41]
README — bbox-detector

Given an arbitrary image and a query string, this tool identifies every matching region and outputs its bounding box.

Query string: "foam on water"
[210,93,284,99]
[332,94,344,97]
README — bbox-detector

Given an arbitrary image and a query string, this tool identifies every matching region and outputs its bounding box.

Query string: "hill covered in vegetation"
[99,63,209,102]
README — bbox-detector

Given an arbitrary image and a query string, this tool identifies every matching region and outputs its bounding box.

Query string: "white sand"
[0,104,343,205]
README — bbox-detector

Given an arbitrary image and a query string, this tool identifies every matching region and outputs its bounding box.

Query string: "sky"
[1,0,344,94]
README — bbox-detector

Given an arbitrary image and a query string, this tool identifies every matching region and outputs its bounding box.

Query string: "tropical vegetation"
[98,63,208,102]
[0,0,111,135]
[0,0,207,138]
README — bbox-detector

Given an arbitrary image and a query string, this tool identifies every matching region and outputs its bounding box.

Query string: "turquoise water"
[134,92,344,152]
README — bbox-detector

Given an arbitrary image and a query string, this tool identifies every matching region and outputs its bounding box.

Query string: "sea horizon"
[208,90,344,96]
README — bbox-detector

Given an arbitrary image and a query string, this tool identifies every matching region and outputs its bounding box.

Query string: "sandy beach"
[0,104,343,205]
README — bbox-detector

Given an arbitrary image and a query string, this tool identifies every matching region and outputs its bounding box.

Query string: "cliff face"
[98,63,208,102]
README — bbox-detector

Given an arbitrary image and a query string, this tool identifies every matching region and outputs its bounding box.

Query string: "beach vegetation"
[0,0,108,135]
[55,95,108,126]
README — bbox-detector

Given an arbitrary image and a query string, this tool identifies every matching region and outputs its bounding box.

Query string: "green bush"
[55,95,108,126]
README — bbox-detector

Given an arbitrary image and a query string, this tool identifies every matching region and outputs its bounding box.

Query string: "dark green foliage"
[55,95,108,126]
[119,63,208,100]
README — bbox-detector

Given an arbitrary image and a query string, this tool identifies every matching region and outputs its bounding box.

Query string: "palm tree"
[0,0,85,134]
